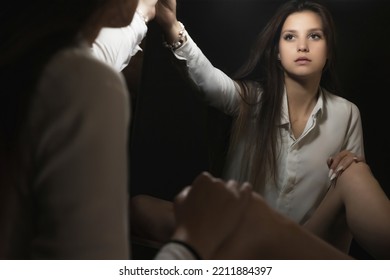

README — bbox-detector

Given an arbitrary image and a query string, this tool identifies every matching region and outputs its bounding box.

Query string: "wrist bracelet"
[136,9,148,23]
[169,239,202,260]
[163,22,187,51]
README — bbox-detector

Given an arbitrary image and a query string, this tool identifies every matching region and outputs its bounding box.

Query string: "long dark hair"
[0,0,107,194]
[229,0,338,192]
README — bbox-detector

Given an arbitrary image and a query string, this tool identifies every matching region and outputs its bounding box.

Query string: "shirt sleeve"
[154,243,197,260]
[91,12,148,71]
[344,102,365,158]
[172,32,240,115]
[30,49,131,259]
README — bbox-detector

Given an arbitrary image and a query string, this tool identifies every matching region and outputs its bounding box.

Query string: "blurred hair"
[0,0,108,192]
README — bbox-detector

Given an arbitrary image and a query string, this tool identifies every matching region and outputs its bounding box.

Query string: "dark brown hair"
[229,0,338,191]
[0,0,108,195]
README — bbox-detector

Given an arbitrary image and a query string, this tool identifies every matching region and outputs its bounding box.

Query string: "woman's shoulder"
[37,45,128,106]
[321,88,360,114]
[45,45,124,85]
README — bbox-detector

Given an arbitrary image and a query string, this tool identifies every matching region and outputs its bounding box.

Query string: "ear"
[277,53,281,60]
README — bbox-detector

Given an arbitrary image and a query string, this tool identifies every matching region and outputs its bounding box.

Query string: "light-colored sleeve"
[92,13,148,71]
[344,103,365,157]
[30,49,131,259]
[325,93,365,159]
[154,243,196,260]
[172,32,240,115]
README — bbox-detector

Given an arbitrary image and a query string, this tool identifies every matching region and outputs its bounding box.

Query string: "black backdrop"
[126,0,390,259]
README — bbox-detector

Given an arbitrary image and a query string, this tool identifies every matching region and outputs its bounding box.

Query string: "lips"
[295,57,311,62]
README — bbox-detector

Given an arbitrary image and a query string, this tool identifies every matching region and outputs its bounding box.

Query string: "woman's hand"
[136,0,158,22]
[155,0,177,27]
[327,150,365,185]
[171,172,252,259]
[155,0,184,43]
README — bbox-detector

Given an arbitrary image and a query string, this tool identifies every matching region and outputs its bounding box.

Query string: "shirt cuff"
[154,242,198,260]
[172,32,196,61]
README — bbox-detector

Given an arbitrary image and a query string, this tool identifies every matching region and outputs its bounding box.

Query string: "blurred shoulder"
[45,44,124,84]
[38,44,128,104]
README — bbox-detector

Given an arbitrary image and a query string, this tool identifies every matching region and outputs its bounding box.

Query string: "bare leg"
[305,162,390,259]
[303,180,352,253]
[335,162,390,259]
[213,192,351,259]
[130,194,174,246]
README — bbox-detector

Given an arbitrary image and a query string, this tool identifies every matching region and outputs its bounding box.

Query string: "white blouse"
[172,34,365,224]
[91,17,197,260]
[25,45,131,259]
[91,17,364,225]
[92,12,148,72]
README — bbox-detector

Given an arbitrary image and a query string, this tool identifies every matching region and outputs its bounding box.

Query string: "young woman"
[0,0,138,259]
[118,0,371,256]
[153,0,390,259]
[0,0,255,260]
[155,0,364,224]
[33,0,387,260]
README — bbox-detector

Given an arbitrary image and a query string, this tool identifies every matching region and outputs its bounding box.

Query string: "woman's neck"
[284,75,320,110]
[284,75,320,138]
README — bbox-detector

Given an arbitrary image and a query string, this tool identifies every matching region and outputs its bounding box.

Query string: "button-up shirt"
[173,33,365,224]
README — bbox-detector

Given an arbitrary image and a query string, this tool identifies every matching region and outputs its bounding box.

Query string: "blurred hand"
[171,172,252,259]
[137,0,158,22]
[155,0,178,30]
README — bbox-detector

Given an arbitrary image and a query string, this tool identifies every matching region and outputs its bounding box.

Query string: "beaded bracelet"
[163,22,187,51]
[136,9,148,23]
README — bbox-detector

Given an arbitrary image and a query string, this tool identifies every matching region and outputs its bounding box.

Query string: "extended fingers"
[175,185,191,204]
[328,151,365,183]
[225,180,253,213]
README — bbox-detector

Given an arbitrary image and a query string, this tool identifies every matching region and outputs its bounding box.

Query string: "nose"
[297,40,309,52]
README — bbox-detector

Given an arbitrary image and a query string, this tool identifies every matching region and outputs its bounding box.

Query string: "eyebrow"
[282,28,324,33]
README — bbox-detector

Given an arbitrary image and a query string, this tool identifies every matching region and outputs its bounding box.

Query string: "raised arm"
[155,0,241,115]
[92,0,157,71]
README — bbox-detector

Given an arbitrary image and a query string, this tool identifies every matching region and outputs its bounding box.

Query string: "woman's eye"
[309,33,322,40]
[284,34,294,40]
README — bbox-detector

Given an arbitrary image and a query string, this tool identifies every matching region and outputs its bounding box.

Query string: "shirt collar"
[279,86,324,126]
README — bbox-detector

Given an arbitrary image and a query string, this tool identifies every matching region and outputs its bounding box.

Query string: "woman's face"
[278,10,327,80]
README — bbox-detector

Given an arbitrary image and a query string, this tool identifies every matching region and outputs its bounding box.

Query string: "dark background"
[125,0,390,259]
